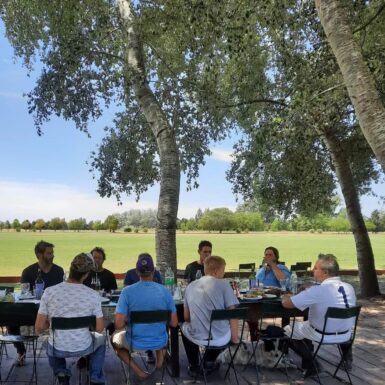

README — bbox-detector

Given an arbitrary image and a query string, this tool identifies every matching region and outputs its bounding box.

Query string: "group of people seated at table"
[9,239,356,383]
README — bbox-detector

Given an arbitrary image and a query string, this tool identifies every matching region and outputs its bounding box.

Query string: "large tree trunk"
[315,0,385,172]
[119,0,180,273]
[322,129,380,297]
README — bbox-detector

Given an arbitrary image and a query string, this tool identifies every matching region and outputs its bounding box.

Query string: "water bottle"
[165,267,174,294]
[195,269,202,280]
[95,274,101,292]
[290,271,298,294]
[34,269,45,299]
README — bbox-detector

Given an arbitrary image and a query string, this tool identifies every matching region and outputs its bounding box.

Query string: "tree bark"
[118,0,180,273]
[315,0,385,172]
[322,129,380,297]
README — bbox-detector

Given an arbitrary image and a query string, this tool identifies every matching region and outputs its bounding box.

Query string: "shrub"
[309,229,315,233]
[235,228,241,234]
[317,229,323,234]
[124,227,132,233]
[134,228,139,233]
[142,227,148,233]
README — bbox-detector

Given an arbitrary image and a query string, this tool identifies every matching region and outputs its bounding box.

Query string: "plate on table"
[18,299,40,304]
[242,295,263,301]
[18,294,35,300]
[263,294,277,299]
[100,297,110,304]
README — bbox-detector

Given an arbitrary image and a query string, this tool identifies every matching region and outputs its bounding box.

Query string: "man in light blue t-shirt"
[112,253,178,381]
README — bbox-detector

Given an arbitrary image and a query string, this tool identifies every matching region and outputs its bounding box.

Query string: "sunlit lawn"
[0,230,384,276]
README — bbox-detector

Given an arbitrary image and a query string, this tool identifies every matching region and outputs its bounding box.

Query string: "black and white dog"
[216,340,296,369]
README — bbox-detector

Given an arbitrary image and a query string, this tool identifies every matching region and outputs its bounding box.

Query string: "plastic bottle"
[95,273,101,292]
[165,267,175,294]
[249,271,256,290]
[290,271,298,294]
[34,269,45,299]
[195,269,202,280]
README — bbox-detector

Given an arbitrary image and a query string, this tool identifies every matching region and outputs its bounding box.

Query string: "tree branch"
[353,2,385,34]
[215,98,288,109]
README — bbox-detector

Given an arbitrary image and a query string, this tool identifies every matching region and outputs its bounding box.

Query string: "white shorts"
[284,320,351,344]
[181,322,231,347]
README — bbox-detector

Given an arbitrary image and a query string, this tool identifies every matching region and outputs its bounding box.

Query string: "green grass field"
[0,230,384,276]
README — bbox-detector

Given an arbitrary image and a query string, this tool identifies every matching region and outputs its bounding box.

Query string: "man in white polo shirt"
[281,254,356,378]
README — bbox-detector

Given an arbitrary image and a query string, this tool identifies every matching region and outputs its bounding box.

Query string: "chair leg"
[333,344,353,385]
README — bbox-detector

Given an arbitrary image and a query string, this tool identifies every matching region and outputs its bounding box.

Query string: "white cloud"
[0,180,158,221]
[211,148,234,163]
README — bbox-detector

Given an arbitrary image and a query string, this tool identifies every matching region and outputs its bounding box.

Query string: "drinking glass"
[279,278,289,292]
[20,282,30,295]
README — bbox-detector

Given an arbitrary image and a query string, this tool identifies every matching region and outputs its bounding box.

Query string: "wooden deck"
[1,297,384,385]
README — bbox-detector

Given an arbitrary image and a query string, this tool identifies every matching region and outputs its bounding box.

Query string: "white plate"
[17,299,40,304]
[18,294,35,300]
[100,297,110,304]
[242,295,263,301]
[263,294,277,299]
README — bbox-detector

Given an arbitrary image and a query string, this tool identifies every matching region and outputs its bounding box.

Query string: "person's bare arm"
[114,313,127,330]
[269,263,286,280]
[95,317,104,333]
[35,314,49,334]
[226,305,240,343]
[184,306,191,322]
[281,294,296,309]
[170,312,178,327]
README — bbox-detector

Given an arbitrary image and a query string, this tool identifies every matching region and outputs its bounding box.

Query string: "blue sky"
[0,23,384,222]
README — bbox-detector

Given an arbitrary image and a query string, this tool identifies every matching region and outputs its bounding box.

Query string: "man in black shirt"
[183,240,212,283]
[16,240,64,365]
[83,247,117,292]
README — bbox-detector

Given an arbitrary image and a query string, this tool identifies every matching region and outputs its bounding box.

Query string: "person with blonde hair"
[181,255,239,377]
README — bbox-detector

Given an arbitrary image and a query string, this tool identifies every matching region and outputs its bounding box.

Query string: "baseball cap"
[71,253,95,273]
[136,253,155,273]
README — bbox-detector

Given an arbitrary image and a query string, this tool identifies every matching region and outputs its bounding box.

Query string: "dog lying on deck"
[216,340,296,369]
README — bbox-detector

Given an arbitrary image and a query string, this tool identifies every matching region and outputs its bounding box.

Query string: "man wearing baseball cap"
[35,253,106,385]
[112,253,178,381]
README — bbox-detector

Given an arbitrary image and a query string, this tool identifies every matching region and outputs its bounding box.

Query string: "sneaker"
[57,375,70,385]
[146,350,155,364]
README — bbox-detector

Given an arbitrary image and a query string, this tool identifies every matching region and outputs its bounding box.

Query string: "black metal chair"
[51,316,96,385]
[125,310,175,385]
[195,307,248,385]
[309,306,361,385]
[239,263,256,274]
[247,301,297,385]
[0,302,39,385]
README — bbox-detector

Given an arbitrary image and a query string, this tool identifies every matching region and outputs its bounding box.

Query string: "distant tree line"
[1,207,383,234]
[177,207,383,234]
[0,209,158,233]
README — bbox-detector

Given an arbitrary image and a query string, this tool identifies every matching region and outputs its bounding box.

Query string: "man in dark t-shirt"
[184,240,212,283]
[83,247,117,292]
[16,240,64,365]
[21,240,64,291]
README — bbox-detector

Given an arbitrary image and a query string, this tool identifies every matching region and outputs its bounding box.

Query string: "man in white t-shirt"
[181,255,239,377]
[282,254,356,378]
[35,253,106,385]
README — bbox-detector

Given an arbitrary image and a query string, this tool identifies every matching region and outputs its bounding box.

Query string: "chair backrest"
[210,307,248,322]
[0,302,37,327]
[130,310,171,325]
[321,306,361,343]
[239,263,255,273]
[51,316,96,331]
[0,286,14,293]
[295,262,312,270]
[207,307,248,347]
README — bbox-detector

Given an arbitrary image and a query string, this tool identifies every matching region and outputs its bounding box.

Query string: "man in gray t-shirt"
[181,255,239,376]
